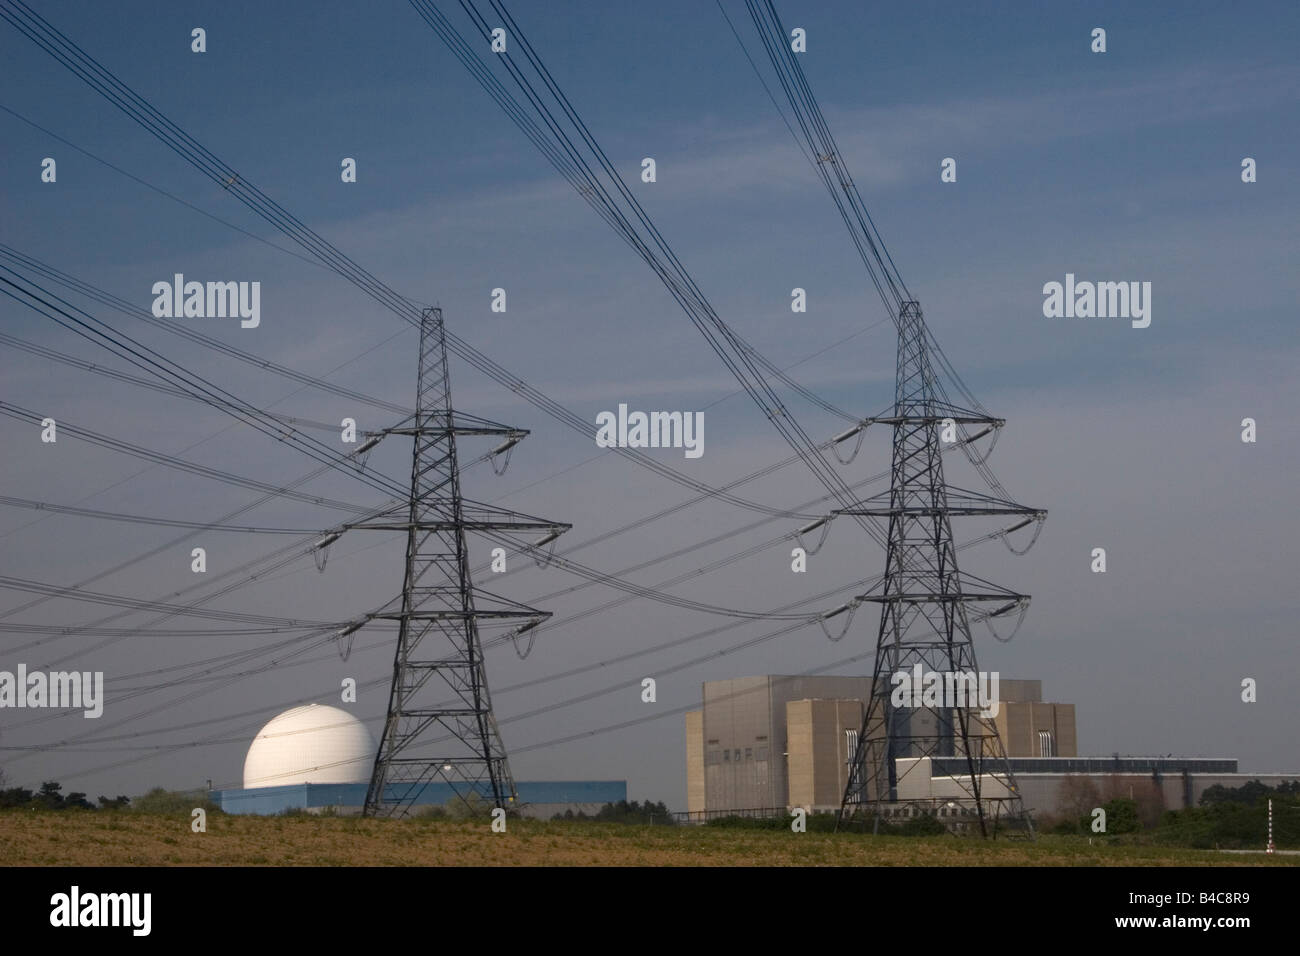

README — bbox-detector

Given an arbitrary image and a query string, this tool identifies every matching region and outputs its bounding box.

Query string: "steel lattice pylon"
[836,301,1041,838]
[354,307,568,818]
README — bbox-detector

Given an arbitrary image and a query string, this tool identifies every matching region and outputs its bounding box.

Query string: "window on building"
[734,749,742,762]
[745,747,753,761]
[724,750,730,762]
[1038,730,1055,757]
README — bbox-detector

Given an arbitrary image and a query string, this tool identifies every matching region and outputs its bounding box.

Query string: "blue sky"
[1,1,1298,808]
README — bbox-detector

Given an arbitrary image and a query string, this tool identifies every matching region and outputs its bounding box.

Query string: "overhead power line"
[405,0,896,559]
[0,494,330,534]
[0,0,823,520]
[0,269,412,503]
[0,242,413,418]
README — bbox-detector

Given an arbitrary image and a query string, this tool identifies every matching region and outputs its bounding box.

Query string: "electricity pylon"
[837,301,1043,837]
[354,307,568,818]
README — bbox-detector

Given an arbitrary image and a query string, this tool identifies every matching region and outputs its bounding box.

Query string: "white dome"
[243,704,375,789]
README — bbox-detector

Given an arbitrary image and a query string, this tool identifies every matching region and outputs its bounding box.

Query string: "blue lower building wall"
[213,780,627,816]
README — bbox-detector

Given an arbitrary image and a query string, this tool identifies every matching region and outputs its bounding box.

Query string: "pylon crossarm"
[864,414,1004,427]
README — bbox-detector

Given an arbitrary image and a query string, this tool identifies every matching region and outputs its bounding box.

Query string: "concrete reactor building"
[684,675,1295,822]
[214,702,625,817]
[242,704,374,789]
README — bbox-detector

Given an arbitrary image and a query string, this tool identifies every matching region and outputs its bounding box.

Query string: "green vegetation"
[444,792,493,819]
[128,786,223,815]
[0,780,225,815]
[0,780,129,811]
[1050,797,1142,835]
[1201,779,1300,805]
[1047,779,1299,849]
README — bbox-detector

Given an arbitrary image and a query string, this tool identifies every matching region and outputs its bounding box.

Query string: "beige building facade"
[686,675,870,815]
[684,710,705,815]
[991,679,1077,758]
[684,676,1294,824]
[786,698,866,812]
[685,674,1076,816]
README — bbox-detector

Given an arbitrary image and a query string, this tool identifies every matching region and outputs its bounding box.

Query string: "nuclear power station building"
[211,704,624,817]
[684,676,1293,823]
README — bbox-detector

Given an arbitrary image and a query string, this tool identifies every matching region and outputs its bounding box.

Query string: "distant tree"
[35,781,65,810]
[1199,779,1299,807]
[1127,779,1167,829]
[0,786,35,809]
[1055,775,1102,832]
[551,807,589,821]
[0,782,128,811]
[1093,797,1142,834]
